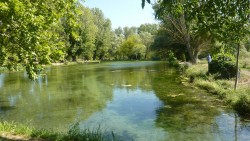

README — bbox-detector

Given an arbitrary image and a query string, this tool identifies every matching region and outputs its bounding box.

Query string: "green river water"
[0,61,249,141]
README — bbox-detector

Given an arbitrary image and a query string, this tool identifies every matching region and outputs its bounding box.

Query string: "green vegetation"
[0,0,158,79]
[181,58,250,116]
[0,121,121,141]
[141,0,250,116]
[144,0,250,63]
[1,0,250,138]
[208,53,237,79]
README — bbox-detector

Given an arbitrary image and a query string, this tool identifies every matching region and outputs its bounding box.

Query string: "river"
[0,61,249,141]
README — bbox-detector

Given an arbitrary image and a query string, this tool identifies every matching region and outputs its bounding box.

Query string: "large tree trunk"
[72,55,77,62]
[194,49,199,63]
[185,35,197,64]
[181,13,197,64]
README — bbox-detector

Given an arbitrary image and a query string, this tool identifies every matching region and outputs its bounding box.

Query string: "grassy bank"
[180,60,250,117]
[0,121,121,141]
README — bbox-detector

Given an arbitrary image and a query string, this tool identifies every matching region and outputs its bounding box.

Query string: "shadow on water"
[150,68,250,141]
[0,106,15,112]
[0,64,115,130]
[0,97,16,113]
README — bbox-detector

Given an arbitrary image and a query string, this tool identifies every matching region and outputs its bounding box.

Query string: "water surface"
[0,61,249,141]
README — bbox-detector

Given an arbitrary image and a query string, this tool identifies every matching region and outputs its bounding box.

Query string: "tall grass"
[0,122,122,141]
[240,48,250,69]
[182,60,250,116]
[65,122,118,141]
[0,121,32,135]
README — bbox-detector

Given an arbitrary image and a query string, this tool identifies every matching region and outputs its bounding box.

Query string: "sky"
[82,0,158,29]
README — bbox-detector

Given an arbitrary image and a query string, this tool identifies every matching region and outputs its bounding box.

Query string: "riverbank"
[0,122,120,141]
[52,60,101,66]
[180,60,250,117]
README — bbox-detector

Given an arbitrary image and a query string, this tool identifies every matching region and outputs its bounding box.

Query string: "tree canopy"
[143,0,250,64]
[0,0,159,79]
[0,0,77,79]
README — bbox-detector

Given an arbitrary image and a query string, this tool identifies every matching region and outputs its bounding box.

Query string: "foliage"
[62,1,81,62]
[234,94,250,116]
[209,53,237,79]
[240,47,250,69]
[150,27,170,60]
[151,25,191,61]
[139,31,154,60]
[196,1,250,43]
[73,5,98,61]
[119,35,145,60]
[0,0,161,79]
[183,60,250,116]
[138,23,159,35]
[150,1,212,63]
[141,0,151,9]
[0,0,78,79]
[167,51,178,67]
[233,94,250,116]
[113,24,158,60]
[143,0,250,65]
[91,8,113,60]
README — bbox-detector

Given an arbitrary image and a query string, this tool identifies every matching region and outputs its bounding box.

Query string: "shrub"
[208,53,237,79]
[167,51,179,67]
[233,95,250,116]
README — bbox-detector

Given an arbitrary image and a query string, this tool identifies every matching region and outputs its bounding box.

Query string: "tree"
[195,1,250,90]
[123,26,138,39]
[143,0,250,90]
[111,30,125,60]
[114,27,123,36]
[137,24,159,59]
[77,5,97,60]
[61,1,81,62]
[139,31,153,60]
[0,0,79,79]
[138,23,159,35]
[155,1,214,64]
[120,35,145,60]
[91,8,113,60]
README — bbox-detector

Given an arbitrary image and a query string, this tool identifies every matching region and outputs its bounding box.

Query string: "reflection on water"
[0,61,249,140]
[81,88,166,141]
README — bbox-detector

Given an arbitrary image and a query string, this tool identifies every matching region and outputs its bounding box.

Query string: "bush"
[167,51,179,67]
[208,53,237,79]
[233,95,250,116]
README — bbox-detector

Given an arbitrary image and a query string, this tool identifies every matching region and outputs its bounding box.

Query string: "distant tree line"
[1,0,250,80]
[0,0,158,79]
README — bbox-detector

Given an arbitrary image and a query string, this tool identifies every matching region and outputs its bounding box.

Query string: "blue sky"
[82,0,158,29]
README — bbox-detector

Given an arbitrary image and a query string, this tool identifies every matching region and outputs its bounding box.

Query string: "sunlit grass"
[0,122,121,141]
[0,121,35,135]
[183,58,250,116]
[240,48,250,69]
